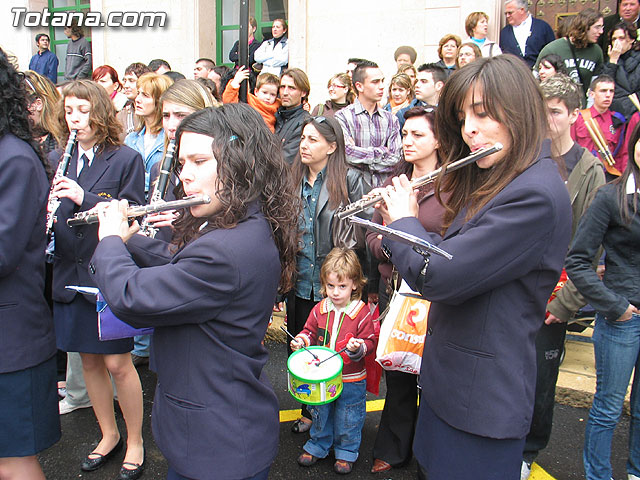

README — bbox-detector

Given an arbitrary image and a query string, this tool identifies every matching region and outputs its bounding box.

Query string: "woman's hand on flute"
[97,199,139,242]
[378,174,419,223]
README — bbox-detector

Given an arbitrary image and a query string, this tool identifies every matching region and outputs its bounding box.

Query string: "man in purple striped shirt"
[335,60,402,186]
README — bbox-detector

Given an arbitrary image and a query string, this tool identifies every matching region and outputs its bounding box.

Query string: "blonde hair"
[24,70,60,134]
[327,72,355,104]
[465,12,489,37]
[320,248,366,301]
[388,73,414,100]
[256,72,280,92]
[135,72,174,134]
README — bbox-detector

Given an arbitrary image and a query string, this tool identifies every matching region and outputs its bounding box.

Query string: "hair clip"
[229,135,238,142]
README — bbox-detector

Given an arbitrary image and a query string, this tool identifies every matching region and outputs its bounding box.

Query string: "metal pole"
[238,0,249,102]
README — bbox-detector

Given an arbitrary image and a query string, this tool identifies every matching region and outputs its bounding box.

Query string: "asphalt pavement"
[39,340,630,480]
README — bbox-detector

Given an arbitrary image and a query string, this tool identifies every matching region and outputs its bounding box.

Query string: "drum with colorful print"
[287,346,343,405]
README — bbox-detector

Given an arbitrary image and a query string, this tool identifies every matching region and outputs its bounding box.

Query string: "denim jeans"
[132,334,150,357]
[584,313,640,480]
[303,380,367,462]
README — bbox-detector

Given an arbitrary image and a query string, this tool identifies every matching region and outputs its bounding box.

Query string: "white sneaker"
[58,398,91,415]
[629,474,640,480]
[520,461,531,480]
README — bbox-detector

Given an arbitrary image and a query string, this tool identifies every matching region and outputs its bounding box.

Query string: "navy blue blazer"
[0,134,55,373]
[89,203,280,479]
[500,17,556,68]
[49,145,145,303]
[382,145,571,440]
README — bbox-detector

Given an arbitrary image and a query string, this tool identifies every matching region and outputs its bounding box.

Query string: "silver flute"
[67,194,211,227]
[336,143,503,220]
[46,130,78,235]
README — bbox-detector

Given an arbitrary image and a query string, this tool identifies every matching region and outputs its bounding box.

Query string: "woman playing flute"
[89,103,299,480]
[376,55,572,479]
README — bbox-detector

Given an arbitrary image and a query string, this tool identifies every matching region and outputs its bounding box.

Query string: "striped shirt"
[335,98,402,186]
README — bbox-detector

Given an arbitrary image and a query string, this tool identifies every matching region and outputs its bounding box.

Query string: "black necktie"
[77,154,90,183]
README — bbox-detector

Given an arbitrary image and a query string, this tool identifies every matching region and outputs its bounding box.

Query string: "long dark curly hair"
[172,104,300,292]
[0,48,51,179]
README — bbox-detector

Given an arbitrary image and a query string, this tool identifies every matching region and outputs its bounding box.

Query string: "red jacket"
[297,299,375,382]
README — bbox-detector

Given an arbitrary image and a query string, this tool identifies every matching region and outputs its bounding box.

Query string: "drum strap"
[324,311,347,350]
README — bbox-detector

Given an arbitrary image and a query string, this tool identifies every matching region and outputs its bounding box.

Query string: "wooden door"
[532,0,618,34]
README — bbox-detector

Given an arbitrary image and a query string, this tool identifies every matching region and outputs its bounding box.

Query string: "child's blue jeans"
[303,379,367,462]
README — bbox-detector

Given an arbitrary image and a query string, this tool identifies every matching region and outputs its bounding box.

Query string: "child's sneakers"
[297,452,318,467]
[334,460,353,475]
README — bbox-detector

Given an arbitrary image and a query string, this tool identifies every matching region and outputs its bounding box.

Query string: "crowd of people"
[3,1,640,479]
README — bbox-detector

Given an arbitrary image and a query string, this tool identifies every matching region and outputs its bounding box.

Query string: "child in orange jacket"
[222,66,280,132]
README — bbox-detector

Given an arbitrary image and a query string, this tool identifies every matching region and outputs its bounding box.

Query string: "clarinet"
[46,130,78,235]
[139,139,176,238]
[45,130,78,263]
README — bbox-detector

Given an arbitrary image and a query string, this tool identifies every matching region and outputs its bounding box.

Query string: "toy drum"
[287,346,343,405]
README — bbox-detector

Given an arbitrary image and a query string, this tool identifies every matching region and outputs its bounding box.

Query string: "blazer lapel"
[78,147,114,191]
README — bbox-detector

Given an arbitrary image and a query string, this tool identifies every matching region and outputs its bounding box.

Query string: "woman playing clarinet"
[377,55,572,479]
[50,80,146,479]
[89,103,299,480]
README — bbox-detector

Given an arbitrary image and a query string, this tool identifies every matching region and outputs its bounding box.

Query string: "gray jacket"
[64,36,92,80]
[547,147,606,320]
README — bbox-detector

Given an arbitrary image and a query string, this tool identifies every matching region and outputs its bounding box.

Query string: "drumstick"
[316,346,348,366]
[280,326,320,361]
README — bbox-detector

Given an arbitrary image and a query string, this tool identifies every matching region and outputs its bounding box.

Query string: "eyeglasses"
[328,83,346,90]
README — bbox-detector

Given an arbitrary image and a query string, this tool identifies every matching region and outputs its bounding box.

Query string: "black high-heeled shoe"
[81,437,124,471]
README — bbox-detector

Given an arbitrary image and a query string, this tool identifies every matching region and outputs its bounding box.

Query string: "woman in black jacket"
[602,22,640,120]
[566,122,640,480]
[287,116,370,433]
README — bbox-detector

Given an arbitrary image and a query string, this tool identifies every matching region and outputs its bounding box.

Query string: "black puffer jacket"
[602,48,640,119]
[275,105,310,165]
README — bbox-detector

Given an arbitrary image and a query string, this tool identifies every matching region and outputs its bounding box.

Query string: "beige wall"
[0,0,216,79]
[288,0,502,107]
[1,0,505,100]
[1,0,48,70]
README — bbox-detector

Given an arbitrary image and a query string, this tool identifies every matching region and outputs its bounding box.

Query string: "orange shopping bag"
[376,281,429,375]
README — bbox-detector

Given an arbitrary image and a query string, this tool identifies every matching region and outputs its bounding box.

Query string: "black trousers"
[371,285,420,466]
[523,321,567,463]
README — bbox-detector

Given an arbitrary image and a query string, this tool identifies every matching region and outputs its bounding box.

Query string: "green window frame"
[48,0,91,81]
[215,0,286,67]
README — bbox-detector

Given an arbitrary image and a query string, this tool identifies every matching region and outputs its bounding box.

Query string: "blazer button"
[89,263,96,274]
[77,258,84,265]
[427,327,433,336]
[76,232,84,239]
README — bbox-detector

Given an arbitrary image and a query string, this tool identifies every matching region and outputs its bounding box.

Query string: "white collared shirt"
[513,14,533,56]
[76,145,95,176]
[625,174,640,194]
[325,298,353,350]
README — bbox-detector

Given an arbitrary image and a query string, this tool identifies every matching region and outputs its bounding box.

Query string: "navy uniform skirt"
[0,356,61,457]
[54,295,133,354]
[413,400,525,480]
